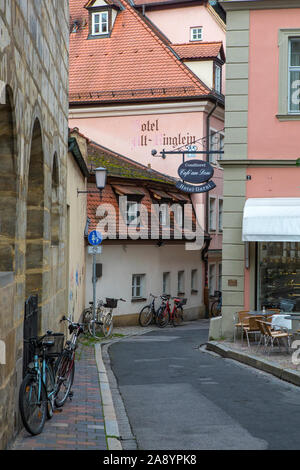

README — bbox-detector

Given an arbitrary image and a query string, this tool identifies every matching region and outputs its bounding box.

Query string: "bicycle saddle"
[42,340,55,348]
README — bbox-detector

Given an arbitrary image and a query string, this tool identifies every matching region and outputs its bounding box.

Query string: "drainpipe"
[204,100,218,318]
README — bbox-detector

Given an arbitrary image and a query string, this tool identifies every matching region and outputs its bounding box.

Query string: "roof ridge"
[88,139,177,182]
[172,41,222,46]
[119,0,210,94]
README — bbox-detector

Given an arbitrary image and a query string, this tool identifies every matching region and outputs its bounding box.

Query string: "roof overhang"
[242,198,300,242]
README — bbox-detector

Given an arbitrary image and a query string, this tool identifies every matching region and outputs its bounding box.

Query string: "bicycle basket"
[104,298,118,309]
[45,333,65,357]
[177,298,187,307]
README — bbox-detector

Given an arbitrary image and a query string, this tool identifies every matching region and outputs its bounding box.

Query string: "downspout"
[203,100,217,318]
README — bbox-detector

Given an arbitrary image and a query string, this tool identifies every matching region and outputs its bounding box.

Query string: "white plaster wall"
[85,243,204,319]
[184,60,214,89]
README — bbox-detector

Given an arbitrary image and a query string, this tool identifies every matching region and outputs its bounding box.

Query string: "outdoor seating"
[257,320,292,354]
[244,316,262,348]
[233,311,250,344]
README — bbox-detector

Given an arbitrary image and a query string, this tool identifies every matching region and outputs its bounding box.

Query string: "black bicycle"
[54,316,84,408]
[139,294,168,327]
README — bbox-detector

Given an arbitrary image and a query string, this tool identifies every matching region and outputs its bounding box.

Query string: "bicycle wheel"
[45,361,56,419]
[210,301,221,317]
[157,307,169,328]
[88,318,103,337]
[139,305,153,327]
[19,373,47,436]
[54,351,75,408]
[172,306,184,327]
[102,313,113,337]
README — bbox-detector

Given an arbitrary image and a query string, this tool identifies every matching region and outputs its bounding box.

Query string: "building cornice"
[69,100,225,120]
[220,0,300,11]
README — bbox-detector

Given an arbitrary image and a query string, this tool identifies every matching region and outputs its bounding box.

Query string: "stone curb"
[95,343,122,451]
[206,341,300,387]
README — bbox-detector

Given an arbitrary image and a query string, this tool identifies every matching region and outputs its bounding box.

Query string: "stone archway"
[51,153,60,246]
[0,86,17,278]
[25,119,44,302]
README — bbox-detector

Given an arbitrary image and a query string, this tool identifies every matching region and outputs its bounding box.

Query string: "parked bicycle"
[83,298,126,338]
[19,331,64,436]
[157,296,187,327]
[139,293,167,327]
[210,290,222,317]
[55,316,84,408]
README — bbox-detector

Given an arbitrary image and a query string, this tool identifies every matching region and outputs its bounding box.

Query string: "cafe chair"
[257,320,292,355]
[244,316,262,348]
[233,311,250,344]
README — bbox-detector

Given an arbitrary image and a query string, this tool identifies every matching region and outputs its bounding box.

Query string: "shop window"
[258,242,300,310]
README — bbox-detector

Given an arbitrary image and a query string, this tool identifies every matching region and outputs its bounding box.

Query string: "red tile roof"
[172,42,225,61]
[69,0,211,104]
[133,0,207,5]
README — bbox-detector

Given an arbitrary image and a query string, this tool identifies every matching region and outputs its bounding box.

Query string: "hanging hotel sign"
[176,160,216,194]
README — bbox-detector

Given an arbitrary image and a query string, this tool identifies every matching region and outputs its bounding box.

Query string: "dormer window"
[86,0,120,39]
[92,11,108,35]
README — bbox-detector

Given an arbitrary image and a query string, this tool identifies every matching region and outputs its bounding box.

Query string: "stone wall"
[0,0,69,449]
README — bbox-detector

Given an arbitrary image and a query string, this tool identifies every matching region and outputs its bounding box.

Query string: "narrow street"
[109,320,300,450]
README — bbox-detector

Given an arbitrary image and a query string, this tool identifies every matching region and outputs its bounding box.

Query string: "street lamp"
[77,166,107,199]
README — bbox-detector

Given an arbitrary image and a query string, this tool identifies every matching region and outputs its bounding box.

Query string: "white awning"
[242,198,300,242]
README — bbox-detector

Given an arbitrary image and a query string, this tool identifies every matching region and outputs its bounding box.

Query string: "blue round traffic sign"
[88,230,103,246]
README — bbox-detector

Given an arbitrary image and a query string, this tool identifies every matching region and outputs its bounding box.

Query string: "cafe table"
[247,310,292,331]
[283,313,300,333]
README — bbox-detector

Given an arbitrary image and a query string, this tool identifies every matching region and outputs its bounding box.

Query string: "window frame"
[126,200,140,227]
[92,11,109,36]
[177,270,185,295]
[214,62,222,94]
[218,197,223,233]
[132,274,145,299]
[209,196,217,232]
[190,27,203,42]
[278,29,300,120]
[162,272,170,295]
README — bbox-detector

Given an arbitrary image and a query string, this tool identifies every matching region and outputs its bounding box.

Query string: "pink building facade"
[69,0,226,314]
[212,0,300,339]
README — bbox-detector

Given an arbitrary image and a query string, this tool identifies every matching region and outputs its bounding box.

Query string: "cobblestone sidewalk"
[12,344,107,450]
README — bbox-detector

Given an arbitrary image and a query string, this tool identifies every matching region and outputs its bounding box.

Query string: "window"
[289,38,300,114]
[163,272,170,295]
[178,270,185,294]
[174,205,183,228]
[126,200,139,226]
[190,27,202,41]
[209,264,216,296]
[191,269,198,293]
[218,198,223,232]
[159,204,168,226]
[218,264,222,292]
[92,11,108,35]
[209,129,224,164]
[132,274,145,299]
[278,29,300,120]
[209,197,217,231]
[215,63,222,94]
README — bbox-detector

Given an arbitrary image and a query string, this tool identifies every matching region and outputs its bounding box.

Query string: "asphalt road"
[109,320,300,450]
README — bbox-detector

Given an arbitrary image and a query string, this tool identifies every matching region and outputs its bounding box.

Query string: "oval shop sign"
[177,160,214,184]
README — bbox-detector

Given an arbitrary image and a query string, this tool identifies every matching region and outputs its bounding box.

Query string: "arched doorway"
[0,86,17,278]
